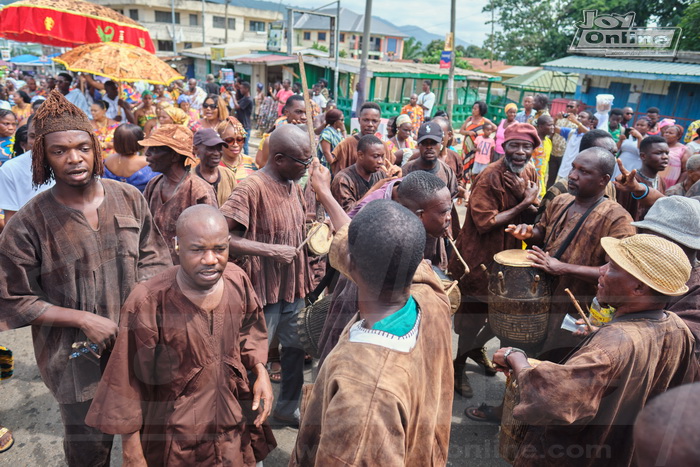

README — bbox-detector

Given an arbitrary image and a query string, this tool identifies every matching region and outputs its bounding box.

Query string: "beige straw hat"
[601,234,691,296]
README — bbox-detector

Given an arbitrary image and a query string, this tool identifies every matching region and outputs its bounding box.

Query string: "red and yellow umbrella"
[0,0,154,53]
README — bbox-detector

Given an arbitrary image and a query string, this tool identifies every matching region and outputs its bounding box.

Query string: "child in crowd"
[471,122,495,175]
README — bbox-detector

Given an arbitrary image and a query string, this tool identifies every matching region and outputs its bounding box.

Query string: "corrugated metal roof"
[503,70,578,93]
[543,56,700,83]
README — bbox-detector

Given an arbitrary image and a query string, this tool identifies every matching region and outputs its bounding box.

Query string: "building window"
[189,14,198,26]
[213,16,235,29]
[155,11,179,24]
[157,40,174,52]
[115,9,123,15]
[249,20,266,32]
[128,9,138,21]
[339,33,345,42]
[318,32,327,41]
[184,42,193,49]
[303,31,311,41]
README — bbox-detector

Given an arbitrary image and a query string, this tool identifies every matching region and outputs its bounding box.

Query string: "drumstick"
[447,236,470,275]
[446,280,458,297]
[297,223,324,253]
[564,288,594,332]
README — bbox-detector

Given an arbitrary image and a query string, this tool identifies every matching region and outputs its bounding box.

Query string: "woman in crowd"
[11,123,28,156]
[317,109,346,169]
[459,100,494,174]
[192,94,229,132]
[102,123,158,192]
[256,84,279,133]
[660,124,692,187]
[12,90,31,126]
[494,103,517,161]
[216,116,257,183]
[386,114,416,167]
[614,117,651,178]
[90,101,119,159]
[143,103,190,136]
[133,90,158,129]
[178,94,200,124]
[0,109,18,165]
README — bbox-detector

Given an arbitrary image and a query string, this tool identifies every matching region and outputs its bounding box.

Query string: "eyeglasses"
[566,105,575,108]
[224,137,245,145]
[202,103,217,109]
[279,152,312,167]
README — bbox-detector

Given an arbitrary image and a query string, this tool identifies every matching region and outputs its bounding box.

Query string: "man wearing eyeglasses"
[221,124,314,428]
[622,106,635,129]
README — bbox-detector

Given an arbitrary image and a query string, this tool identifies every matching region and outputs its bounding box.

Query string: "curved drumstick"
[447,236,470,277]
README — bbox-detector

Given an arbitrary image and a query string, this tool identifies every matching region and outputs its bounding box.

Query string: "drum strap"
[548,197,604,260]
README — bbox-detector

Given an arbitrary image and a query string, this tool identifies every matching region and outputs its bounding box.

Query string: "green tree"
[678,1,700,51]
[402,37,424,60]
[483,0,692,65]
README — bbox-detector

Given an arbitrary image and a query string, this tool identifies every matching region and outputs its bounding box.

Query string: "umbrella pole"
[297,53,316,156]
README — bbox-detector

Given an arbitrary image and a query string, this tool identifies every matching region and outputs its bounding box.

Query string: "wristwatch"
[503,347,527,367]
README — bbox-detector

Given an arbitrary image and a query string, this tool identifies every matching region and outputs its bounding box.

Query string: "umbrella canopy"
[53,42,183,85]
[0,0,154,53]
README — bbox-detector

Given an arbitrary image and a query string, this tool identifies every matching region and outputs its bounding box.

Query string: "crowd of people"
[0,67,699,467]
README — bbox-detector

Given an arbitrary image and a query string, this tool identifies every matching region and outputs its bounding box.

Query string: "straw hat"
[631,197,700,250]
[139,124,195,163]
[601,234,691,296]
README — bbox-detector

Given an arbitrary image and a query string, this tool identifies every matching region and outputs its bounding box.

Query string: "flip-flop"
[267,364,282,384]
[0,426,14,453]
[465,404,501,423]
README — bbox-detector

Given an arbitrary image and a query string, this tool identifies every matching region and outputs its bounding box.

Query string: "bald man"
[221,124,313,426]
[87,205,275,466]
[634,383,700,467]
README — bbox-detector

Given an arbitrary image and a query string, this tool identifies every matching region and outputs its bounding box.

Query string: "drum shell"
[499,359,540,464]
[488,261,551,345]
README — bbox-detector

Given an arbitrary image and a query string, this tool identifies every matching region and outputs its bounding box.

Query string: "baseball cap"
[417,122,443,144]
[193,128,228,148]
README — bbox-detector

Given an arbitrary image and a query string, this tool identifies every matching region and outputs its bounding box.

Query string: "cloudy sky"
[301,0,493,46]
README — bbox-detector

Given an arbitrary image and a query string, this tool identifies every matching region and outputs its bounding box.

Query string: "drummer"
[448,122,540,399]
[220,124,313,427]
[506,147,635,362]
[493,234,696,466]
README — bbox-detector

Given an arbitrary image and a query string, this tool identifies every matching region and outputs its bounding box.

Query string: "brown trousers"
[58,400,113,467]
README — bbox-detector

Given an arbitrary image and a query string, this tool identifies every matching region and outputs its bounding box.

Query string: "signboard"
[440,50,451,69]
[211,47,225,61]
[1,49,10,61]
[444,32,454,52]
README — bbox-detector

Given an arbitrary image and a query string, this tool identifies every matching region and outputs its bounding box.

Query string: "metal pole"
[358,0,372,109]
[334,0,340,100]
[287,9,294,56]
[225,0,229,43]
[201,0,206,46]
[171,0,177,55]
[447,0,456,120]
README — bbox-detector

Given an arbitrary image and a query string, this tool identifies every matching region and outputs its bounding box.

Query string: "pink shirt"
[495,119,507,154]
[276,89,294,116]
[474,135,495,164]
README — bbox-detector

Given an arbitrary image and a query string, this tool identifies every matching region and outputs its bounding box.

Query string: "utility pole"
[358,0,372,109]
[201,0,206,46]
[171,0,178,55]
[334,1,340,100]
[446,0,456,120]
[225,0,230,43]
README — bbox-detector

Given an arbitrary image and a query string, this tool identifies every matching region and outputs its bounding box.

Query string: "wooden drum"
[499,359,541,464]
[488,249,551,345]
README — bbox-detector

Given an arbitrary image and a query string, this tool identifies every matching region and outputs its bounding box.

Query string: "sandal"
[0,426,14,453]
[465,404,501,423]
[268,363,282,384]
[304,354,313,365]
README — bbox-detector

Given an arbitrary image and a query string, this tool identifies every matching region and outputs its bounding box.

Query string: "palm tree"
[402,37,424,61]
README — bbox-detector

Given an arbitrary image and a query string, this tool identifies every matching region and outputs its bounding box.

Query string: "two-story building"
[92,0,283,54]
[290,7,407,60]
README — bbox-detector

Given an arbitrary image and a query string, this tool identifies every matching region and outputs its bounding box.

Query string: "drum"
[499,359,540,464]
[432,266,461,315]
[488,249,551,345]
[306,222,332,256]
[297,295,332,359]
